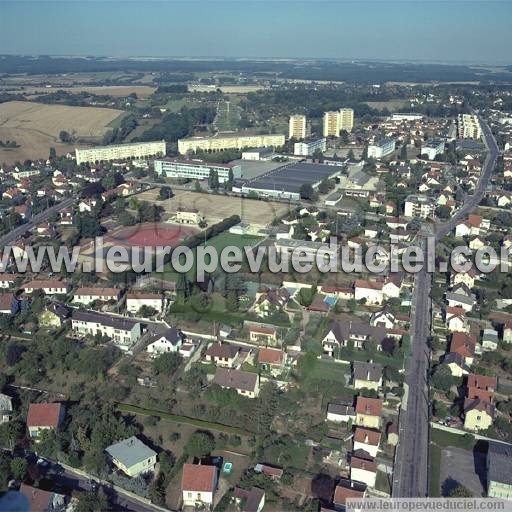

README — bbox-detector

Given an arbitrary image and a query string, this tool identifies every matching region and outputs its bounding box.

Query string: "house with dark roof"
[352,362,383,391]
[233,487,265,512]
[487,442,512,499]
[212,368,260,398]
[205,342,242,368]
[146,327,183,355]
[322,320,387,356]
[442,352,471,377]
[350,455,378,488]
[326,403,356,424]
[181,463,218,509]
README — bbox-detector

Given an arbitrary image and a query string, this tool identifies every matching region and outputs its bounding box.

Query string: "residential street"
[392,115,499,497]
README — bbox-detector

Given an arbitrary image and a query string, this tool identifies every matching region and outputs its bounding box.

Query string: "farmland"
[0,100,124,163]
[134,188,291,226]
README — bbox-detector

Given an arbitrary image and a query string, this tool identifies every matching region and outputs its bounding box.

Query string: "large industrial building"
[154,158,241,183]
[241,161,344,201]
[458,114,482,139]
[177,133,285,155]
[289,115,307,140]
[75,141,166,165]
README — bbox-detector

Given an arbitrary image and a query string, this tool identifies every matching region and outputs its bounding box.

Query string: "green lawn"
[215,101,241,131]
[159,233,263,282]
[117,403,249,435]
[429,444,442,497]
[430,428,476,450]
[308,359,350,384]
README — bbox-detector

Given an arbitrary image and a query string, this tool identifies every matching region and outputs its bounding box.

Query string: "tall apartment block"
[323,111,340,137]
[289,114,307,140]
[339,108,354,132]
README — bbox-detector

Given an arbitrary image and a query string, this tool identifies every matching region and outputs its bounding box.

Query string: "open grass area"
[307,359,350,384]
[429,444,442,497]
[117,403,250,435]
[214,100,241,131]
[431,428,476,450]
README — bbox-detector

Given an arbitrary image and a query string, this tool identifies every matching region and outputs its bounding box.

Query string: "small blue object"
[223,462,233,474]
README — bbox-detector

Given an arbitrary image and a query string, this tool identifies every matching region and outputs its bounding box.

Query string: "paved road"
[393,115,499,497]
[0,196,75,249]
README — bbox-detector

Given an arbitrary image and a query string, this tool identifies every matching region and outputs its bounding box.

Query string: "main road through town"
[392,115,499,497]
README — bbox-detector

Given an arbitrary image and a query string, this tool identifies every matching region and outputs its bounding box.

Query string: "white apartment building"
[154,158,241,183]
[294,137,326,156]
[404,194,436,218]
[75,141,166,165]
[71,310,142,350]
[23,280,69,295]
[177,133,285,154]
[421,139,445,160]
[339,108,354,132]
[289,114,307,139]
[367,138,396,159]
[458,114,482,139]
[323,111,341,137]
[126,292,164,314]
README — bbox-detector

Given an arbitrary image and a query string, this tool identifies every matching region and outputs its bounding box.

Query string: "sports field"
[134,189,290,227]
[104,222,198,248]
[214,100,241,132]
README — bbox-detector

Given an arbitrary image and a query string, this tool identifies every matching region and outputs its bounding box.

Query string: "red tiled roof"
[334,484,364,505]
[354,427,381,446]
[355,397,382,417]
[467,373,497,392]
[355,279,383,291]
[19,484,53,512]
[450,332,476,358]
[26,403,63,428]
[258,347,284,366]
[0,293,13,312]
[351,456,377,473]
[181,464,217,492]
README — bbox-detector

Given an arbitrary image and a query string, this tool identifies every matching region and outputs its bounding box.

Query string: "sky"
[0,0,511,64]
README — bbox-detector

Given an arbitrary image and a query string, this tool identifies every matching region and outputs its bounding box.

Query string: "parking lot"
[440,446,486,497]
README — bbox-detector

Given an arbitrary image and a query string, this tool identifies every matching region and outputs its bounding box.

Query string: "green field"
[308,359,350,384]
[215,100,241,132]
[160,232,263,282]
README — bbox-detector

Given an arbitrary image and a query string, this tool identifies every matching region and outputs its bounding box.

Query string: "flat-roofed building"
[487,441,512,500]
[421,139,445,160]
[458,114,481,140]
[75,141,166,165]
[323,111,340,137]
[177,133,285,154]
[294,137,326,156]
[367,138,396,159]
[289,114,307,140]
[339,108,354,132]
[154,158,241,183]
[404,194,436,218]
[105,436,157,477]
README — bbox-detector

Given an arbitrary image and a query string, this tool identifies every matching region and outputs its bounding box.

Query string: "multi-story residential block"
[71,310,142,350]
[458,114,481,139]
[421,139,445,160]
[289,114,307,139]
[339,108,354,132]
[294,137,326,156]
[75,141,166,165]
[367,138,396,158]
[177,133,285,154]
[323,111,340,137]
[23,279,70,295]
[154,158,241,183]
[404,194,436,218]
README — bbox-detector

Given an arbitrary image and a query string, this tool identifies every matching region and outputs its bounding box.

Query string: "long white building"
[177,133,285,154]
[294,137,326,156]
[367,138,396,159]
[75,141,166,165]
[154,158,241,183]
